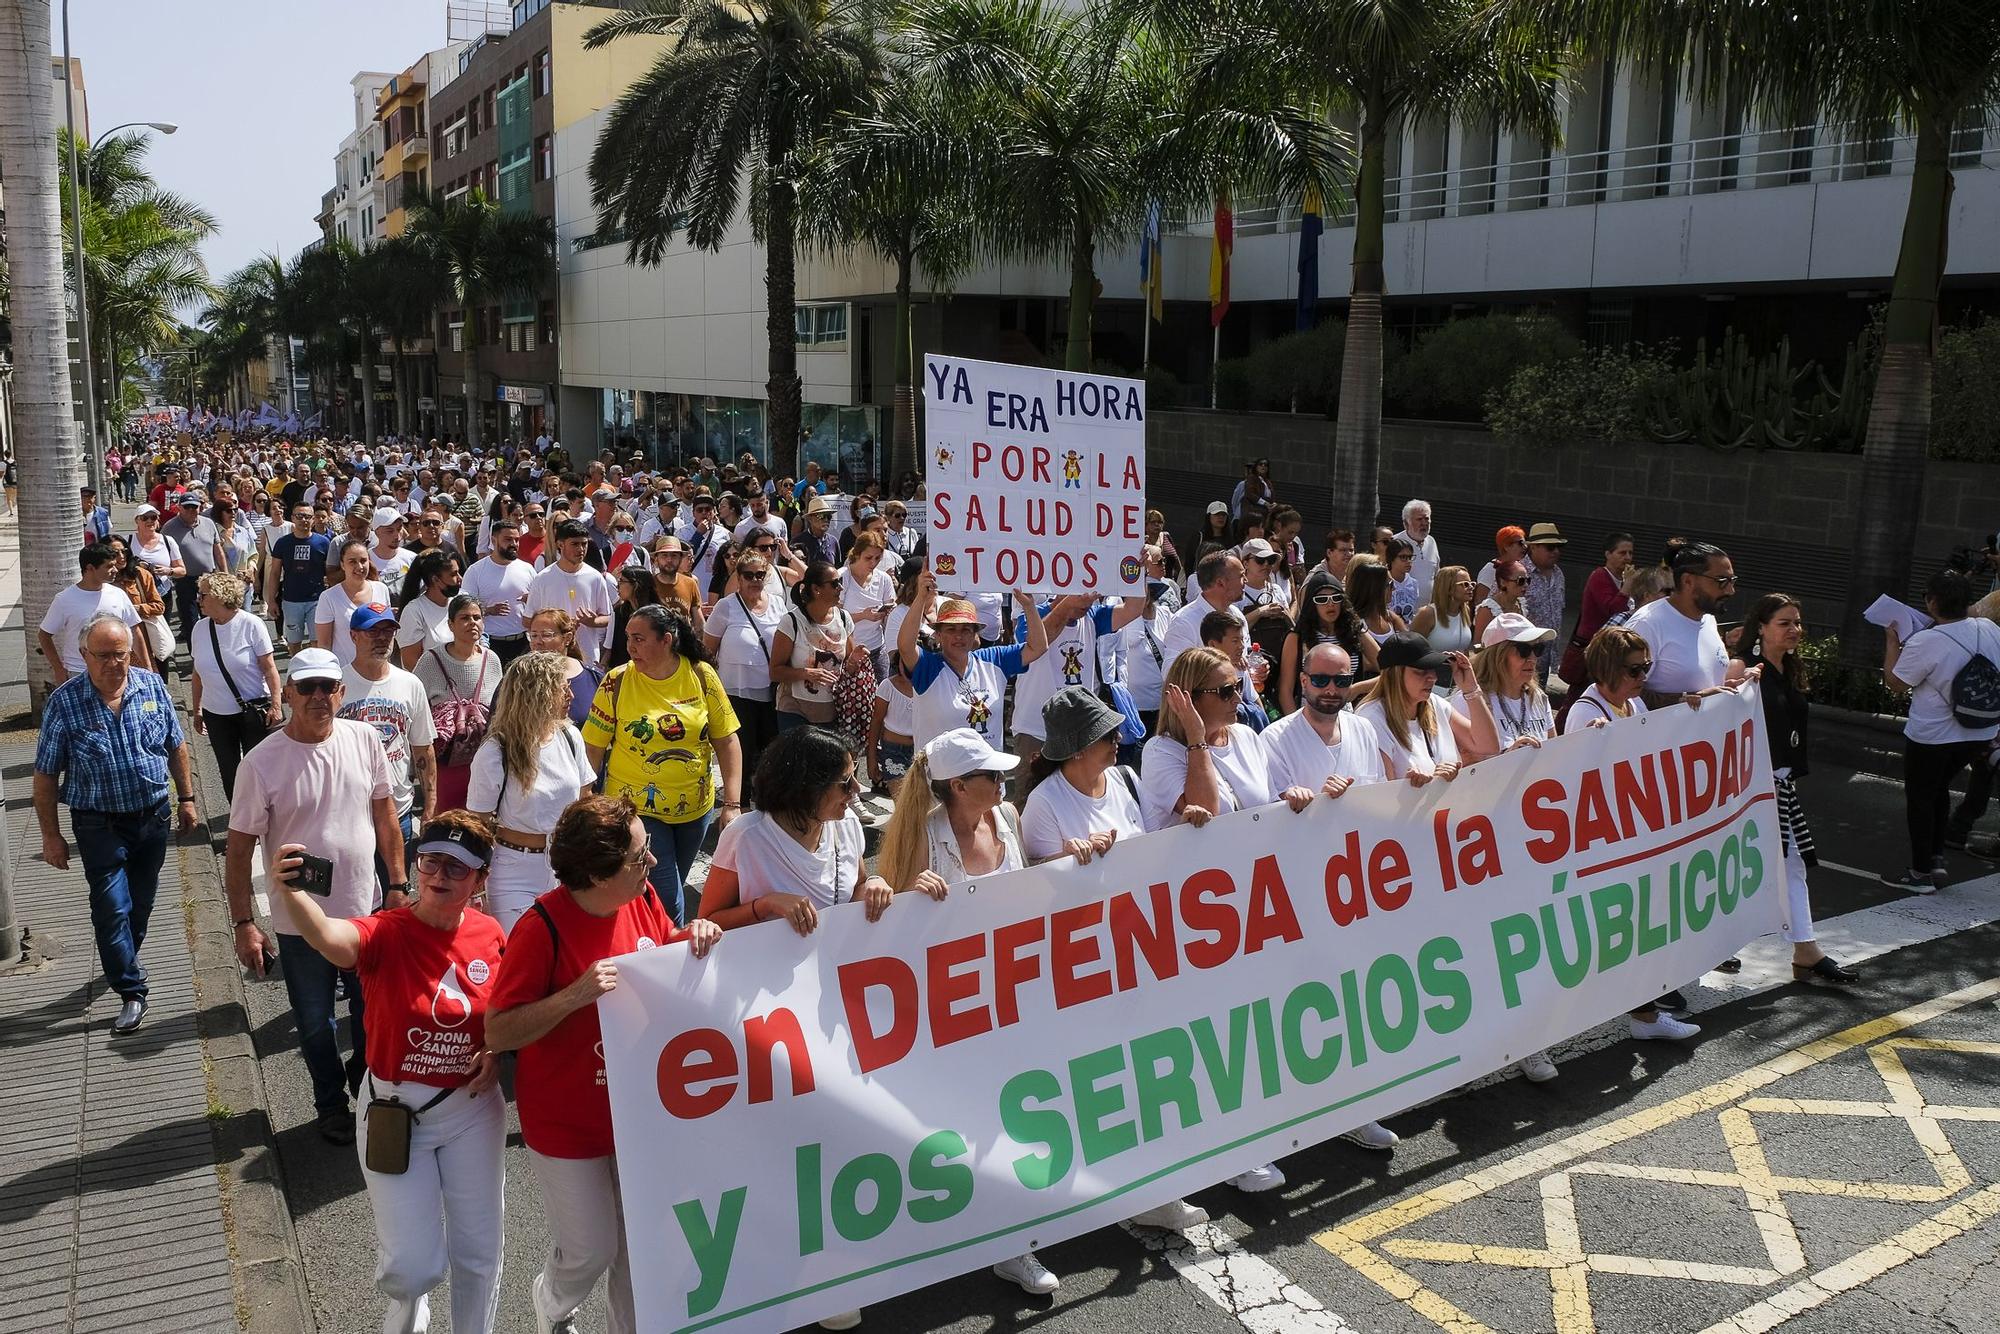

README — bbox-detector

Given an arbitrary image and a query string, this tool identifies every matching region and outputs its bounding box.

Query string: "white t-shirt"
[716,810,864,910]
[395,593,455,658]
[706,593,785,700]
[1896,619,2000,745]
[909,645,1022,753]
[1260,707,1387,792]
[924,805,1024,884]
[1020,767,1146,861]
[841,567,898,653]
[1627,599,1731,695]
[1161,597,1246,675]
[1137,725,1273,830]
[1398,530,1441,594]
[1355,697,1463,778]
[733,513,787,546]
[460,555,535,639]
[190,613,275,716]
[1014,603,1114,739]
[528,564,617,666]
[683,523,730,595]
[777,605,853,713]
[371,544,414,595]
[873,675,915,736]
[1488,688,1556,749]
[39,583,140,675]
[314,580,391,669]
[129,532,181,579]
[1560,686,1648,734]
[465,725,594,835]
[336,664,437,818]
[228,720,392,933]
[1121,609,1171,712]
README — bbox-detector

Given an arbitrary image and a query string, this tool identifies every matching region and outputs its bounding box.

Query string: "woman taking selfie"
[272,811,508,1334]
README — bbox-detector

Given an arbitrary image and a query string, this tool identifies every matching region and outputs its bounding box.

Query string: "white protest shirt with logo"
[1626,598,1731,694]
[1260,705,1388,792]
[909,644,1026,753]
[1136,725,1274,829]
[338,663,437,819]
[528,563,616,665]
[715,809,865,910]
[1012,600,1118,740]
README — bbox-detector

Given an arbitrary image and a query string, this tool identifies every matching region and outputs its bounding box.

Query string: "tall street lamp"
[62,0,176,495]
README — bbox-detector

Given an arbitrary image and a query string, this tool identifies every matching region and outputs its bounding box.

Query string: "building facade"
[320,72,392,248]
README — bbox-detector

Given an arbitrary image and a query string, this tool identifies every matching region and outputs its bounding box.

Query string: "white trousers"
[486,843,557,934]
[1782,839,1816,946]
[355,1076,506,1334]
[530,1149,636,1334]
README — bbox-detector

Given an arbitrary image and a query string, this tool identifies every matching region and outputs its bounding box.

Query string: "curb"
[176,676,316,1334]
[1811,700,1909,739]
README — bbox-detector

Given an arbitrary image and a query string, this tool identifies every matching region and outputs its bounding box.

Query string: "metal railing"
[1169,118,1991,235]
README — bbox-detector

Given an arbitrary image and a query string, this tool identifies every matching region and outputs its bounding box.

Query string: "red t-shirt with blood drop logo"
[351,906,508,1087]
[488,884,683,1159]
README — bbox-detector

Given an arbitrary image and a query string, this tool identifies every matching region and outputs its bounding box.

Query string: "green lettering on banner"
[1491,912,1540,1008]
[796,1142,824,1256]
[1280,981,1341,1083]
[1191,1005,1252,1112]
[1685,848,1718,931]
[1365,954,1420,1055]
[906,1130,975,1224]
[1072,1044,1138,1164]
[1637,872,1670,952]
[673,1186,748,1317]
[1130,1027,1203,1141]
[999,1068,1072,1189]
[1741,819,1765,897]
[1591,881,1635,972]
[1540,897,1592,990]
[1252,995,1283,1098]
[1339,968,1369,1068]
[1418,936,1473,1033]
[830,1153,902,1242]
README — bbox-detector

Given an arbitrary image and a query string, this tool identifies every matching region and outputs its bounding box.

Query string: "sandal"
[1715,956,1743,974]
[1792,956,1860,987]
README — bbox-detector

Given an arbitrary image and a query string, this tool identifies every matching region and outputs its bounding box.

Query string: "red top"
[352,907,509,1087]
[1577,566,1630,644]
[489,884,683,1159]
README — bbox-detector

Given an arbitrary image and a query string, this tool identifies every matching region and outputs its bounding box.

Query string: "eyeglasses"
[293,679,339,696]
[1190,680,1241,700]
[86,649,130,664]
[838,773,862,795]
[1622,660,1653,679]
[1303,671,1343,688]
[623,846,657,871]
[416,854,478,882]
[1702,572,1739,588]
[1311,591,1343,606]
[1506,577,1530,587]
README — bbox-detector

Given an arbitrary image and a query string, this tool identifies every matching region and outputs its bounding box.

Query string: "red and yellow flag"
[1208,186,1233,328]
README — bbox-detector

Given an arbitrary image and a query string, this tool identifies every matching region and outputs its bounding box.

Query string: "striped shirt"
[34,669,184,812]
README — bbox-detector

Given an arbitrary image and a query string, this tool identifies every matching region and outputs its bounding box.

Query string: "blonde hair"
[527,607,585,662]
[483,652,571,791]
[1473,633,1548,706]
[1623,564,1671,603]
[1358,666,1437,753]
[1430,564,1473,619]
[877,750,947,890]
[197,570,245,609]
[845,531,886,565]
[1159,647,1233,744]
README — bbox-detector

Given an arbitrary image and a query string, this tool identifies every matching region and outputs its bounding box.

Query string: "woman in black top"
[1735,594,1859,986]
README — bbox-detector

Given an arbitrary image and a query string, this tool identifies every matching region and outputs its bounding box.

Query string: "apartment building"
[319,72,392,248]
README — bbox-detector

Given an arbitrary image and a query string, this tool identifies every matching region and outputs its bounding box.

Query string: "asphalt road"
[214,705,2000,1334]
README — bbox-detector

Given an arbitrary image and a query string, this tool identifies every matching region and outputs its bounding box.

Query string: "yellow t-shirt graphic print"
[582,658,739,824]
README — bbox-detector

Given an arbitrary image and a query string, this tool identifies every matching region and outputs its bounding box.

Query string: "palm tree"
[404,187,555,452]
[2,0,82,713]
[207,253,309,418]
[361,235,444,438]
[582,0,881,473]
[1203,0,1565,529]
[1515,0,2000,651]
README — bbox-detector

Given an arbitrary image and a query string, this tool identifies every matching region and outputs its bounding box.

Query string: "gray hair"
[79,613,133,654]
[1402,498,1431,524]
[198,570,245,609]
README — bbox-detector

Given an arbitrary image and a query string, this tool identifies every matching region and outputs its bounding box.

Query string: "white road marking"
[1122,1220,1360,1333]
[1811,857,1881,882]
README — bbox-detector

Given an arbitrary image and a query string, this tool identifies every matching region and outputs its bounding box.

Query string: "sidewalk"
[0,509,304,1334]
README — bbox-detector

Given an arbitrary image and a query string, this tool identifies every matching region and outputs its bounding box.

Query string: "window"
[536,49,551,98]
[535,134,553,182]
[448,320,464,353]
[483,87,495,130]
[794,303,849,346]
[540,299,556,347]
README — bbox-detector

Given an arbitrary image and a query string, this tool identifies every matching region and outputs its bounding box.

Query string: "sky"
[55,0,452,297]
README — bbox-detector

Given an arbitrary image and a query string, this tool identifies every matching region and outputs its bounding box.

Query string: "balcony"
[402,135,430,163]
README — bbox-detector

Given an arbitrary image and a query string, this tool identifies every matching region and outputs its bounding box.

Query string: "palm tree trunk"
[892,243,917,487]
[463,323,482,451]
[2,0,84,718]
[360,324,379,450]
[1844,109,1954,660]
[1064,218,1096,372]
[1331,94,1389,532]
[391,335,410,437]
[765,170,803,476]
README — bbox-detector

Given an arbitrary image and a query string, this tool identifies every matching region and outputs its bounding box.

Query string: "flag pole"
[1143,306,1152,373]
[1210,323,1220,409]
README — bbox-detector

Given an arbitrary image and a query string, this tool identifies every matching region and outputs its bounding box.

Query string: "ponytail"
[877,750,939,891]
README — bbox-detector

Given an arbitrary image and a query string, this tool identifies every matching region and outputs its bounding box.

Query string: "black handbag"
[208,620,272,715]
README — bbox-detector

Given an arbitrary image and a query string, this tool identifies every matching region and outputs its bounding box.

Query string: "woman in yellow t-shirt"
[581,604,743,925]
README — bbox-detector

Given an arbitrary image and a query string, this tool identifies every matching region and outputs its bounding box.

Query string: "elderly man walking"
[33,615,200,1034]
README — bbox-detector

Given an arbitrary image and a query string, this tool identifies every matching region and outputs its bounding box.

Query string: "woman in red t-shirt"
[487,794,720,1334]
[271,809,508,1334]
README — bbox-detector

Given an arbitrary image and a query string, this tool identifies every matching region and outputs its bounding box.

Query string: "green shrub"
[1213,357,1254,410]
[1795,635,1906,716]
[1486,344,1679,443]
[1242,320,1346,415]
[1144,363,1183,410]
[1389,314,1579,420]
[1931,319,2000,462]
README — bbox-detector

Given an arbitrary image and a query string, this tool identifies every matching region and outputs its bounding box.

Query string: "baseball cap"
[1240,537,1277,560]
[350,601,398,630]
[1206,501,1229,517]
[1481,611,1558,648]
[922,728,1021,781]
[177,495,201,508]
[372,506,405,528]
[415,820,492,870]
[287,646,343,684]
[1376,631,1453,674]
[134,503,160,519]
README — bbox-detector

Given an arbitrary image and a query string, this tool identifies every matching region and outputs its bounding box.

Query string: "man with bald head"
[1260,641,1388,795]
[33,615,199,1035]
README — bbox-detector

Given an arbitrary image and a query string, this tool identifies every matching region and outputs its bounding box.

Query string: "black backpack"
[1940,622,2000,729]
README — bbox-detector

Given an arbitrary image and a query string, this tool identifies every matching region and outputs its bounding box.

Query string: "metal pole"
[60,1,104,500]
[1209,323,1220,410]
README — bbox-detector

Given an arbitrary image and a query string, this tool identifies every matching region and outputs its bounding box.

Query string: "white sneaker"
[1227,1162,1286,1192]
[992,1250,1060,1294]
[1128,1197,1209,1231]
[1341,1121,1399,1151]
[1518,1050,1559,1083]
[533,1274,579,1334]
[817,1312,863,1331]
[1630,1012,1701,1041]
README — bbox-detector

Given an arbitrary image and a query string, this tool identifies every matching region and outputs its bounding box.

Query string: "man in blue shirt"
[33,614,199,1034]
[268,504,332,653]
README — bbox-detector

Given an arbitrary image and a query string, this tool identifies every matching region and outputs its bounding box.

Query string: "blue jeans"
[73,799,170,999]
[642,809,714,927]
[279,932,366,1115]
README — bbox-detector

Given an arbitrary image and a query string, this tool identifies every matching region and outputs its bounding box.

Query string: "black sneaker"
[317,1108,356,1145]
[1654,989,1689,1013]
[1884,868,1938,895]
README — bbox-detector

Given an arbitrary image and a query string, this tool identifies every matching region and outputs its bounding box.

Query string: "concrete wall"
[1146,411,2000,630]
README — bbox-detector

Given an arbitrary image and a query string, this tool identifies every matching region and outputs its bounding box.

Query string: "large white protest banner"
[921,354,1147,595]
[600,690,1781,1332]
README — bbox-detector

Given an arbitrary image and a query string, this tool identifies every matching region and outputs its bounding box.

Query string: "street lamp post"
[61,0,176,497]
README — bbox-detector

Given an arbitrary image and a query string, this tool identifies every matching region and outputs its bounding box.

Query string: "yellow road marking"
[1315,976,2000,1332]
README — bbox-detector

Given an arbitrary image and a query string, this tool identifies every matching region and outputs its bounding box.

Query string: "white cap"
[134,503,160,519]
[287,646,343,683]
[1480,611,1557,648]
[1240,537,1277,560]
[372,506,405,529]
[921,728,1022,781]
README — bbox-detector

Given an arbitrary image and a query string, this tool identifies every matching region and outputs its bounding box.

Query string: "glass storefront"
[597,389,876,482]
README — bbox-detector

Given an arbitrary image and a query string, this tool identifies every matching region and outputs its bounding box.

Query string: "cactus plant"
[1643,327,1870,452]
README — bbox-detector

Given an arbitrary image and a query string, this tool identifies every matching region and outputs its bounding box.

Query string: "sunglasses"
[1303,671,1343,688]
[1251,555,1278,565]
[1311,591,1343,606]
[1702,573,1739,588]
[416,853,478,882]
[838,773,861,795]
[741,570,768,580]
[1505,641,1539,659]
[1190,680,1241,700]
[1623,660,1653,679]
[752,543,778,553]
[613,528,635,536]
[525,510,545,519]
[1506,577,1530,587]
[293,679,339,696]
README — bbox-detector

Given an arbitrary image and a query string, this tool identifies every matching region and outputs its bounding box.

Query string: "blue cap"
[349,601,398,630]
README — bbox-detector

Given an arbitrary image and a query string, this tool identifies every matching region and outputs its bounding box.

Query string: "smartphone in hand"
[293,853,336,897]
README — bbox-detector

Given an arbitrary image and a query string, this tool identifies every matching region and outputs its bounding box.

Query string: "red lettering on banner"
[839,956,918,1074]
[928,932,993,1047]
[993,917,1046,1027]
[1243,855,1304,953]
[658,1027,737,1119]
[743,1009,815,1104]
[1051,903,1113,1008]
[1109,882,1179,990]
[1181,868,1239,969]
